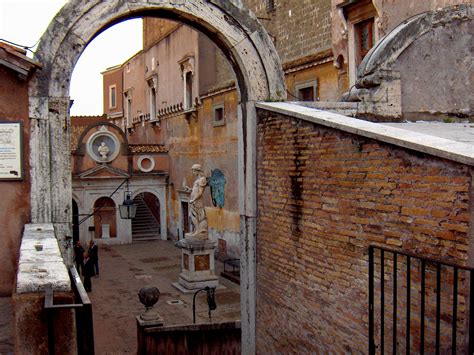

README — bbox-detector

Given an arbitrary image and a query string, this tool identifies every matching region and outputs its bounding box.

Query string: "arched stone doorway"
[28,1,285,352]
[93,197,117,239]
[132,192,161,241]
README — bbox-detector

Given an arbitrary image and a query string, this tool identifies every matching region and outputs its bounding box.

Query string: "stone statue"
[183,164,208,240]
[98,141,109,160]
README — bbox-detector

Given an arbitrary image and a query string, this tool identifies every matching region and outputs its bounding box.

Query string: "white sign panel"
[0,123,23,180]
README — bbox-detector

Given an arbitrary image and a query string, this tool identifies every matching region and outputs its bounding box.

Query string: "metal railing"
[223,258,240,275]
[369,245,474,354]
[44,266,94,354]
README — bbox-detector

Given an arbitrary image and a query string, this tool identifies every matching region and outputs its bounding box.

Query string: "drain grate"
[166,299,184,305]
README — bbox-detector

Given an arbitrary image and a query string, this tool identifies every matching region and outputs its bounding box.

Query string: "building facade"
[96,0,472,259]
[0,42,40,296]
[98,18,241,259]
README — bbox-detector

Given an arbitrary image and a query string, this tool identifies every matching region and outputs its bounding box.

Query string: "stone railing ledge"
[16,223,70,294]
[256,102,474,166]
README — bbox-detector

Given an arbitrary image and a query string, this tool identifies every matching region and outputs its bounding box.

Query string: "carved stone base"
[136,315,164,328]
[172,239,220,293]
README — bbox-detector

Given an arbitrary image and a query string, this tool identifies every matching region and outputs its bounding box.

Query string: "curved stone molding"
[137,155,155,173]
[358,4,472,78]
[30,0,285,102]
[86,129,120,163]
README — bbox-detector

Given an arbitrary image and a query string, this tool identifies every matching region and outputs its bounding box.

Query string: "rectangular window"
[355,18,375,66]
[150,87,156,120]
[124,91,132,127]
[294,80,318,102]
[109,85,116,109]
[185,71,193,110]
[266,0,275,12]
[212,104,225,127]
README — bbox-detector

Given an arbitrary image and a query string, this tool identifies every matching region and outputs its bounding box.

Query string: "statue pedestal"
[172,239,219,294]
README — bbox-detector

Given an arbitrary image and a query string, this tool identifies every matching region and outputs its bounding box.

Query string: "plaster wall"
[145,26,200,112]
[167,89,240,257]
[285,61,339,102]
[124,53,147,127]
[0,66,31,296]
[102,67,124,119]
[129,122,163,145]
[131,153,169,173]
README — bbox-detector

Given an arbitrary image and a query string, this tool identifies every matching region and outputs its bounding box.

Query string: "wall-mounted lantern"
[119,191,137,219]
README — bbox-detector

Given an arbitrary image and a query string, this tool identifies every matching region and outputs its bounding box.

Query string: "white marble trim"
[256,102,474,166]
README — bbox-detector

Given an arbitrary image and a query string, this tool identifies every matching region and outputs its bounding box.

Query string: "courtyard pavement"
[0,240,241,354]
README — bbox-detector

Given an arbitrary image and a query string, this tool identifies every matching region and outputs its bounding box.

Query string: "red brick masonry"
[256,109,472,353]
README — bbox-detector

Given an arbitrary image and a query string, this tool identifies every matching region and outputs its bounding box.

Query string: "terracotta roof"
[70,125,87,151]
[282,48,333,72]
[128,144,168,154]
[0,41,41,79]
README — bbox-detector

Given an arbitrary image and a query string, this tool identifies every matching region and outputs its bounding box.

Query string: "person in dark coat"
[88,240,99,276]
[83,252,95,292]
[73,241,85,275]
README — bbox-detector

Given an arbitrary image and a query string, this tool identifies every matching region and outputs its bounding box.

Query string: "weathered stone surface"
[16,224,70,294]
[348,4,473,120]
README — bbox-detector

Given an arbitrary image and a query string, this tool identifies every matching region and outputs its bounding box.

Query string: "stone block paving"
[88,240,240,354]
[0,240,240,355]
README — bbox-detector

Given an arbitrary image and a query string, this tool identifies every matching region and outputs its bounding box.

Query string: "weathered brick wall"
[245,0,332,63]
[256,109,472,353]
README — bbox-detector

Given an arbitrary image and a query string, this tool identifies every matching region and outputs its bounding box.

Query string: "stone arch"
[28,1,284,352]
[131,188,167,240]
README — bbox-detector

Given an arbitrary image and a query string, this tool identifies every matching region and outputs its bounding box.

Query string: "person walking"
[73,241,85,275]
[88,239,99,276]
[82,252,95,292]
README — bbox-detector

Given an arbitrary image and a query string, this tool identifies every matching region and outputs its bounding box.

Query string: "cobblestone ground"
[0,240,240,354]
[88,240,240,354]
[0,297,13,355]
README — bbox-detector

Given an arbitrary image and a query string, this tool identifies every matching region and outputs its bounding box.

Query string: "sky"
[0,0,143,115]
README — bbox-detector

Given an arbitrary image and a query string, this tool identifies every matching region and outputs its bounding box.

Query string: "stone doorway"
[132,192,161,241]
[28,1,285,351]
